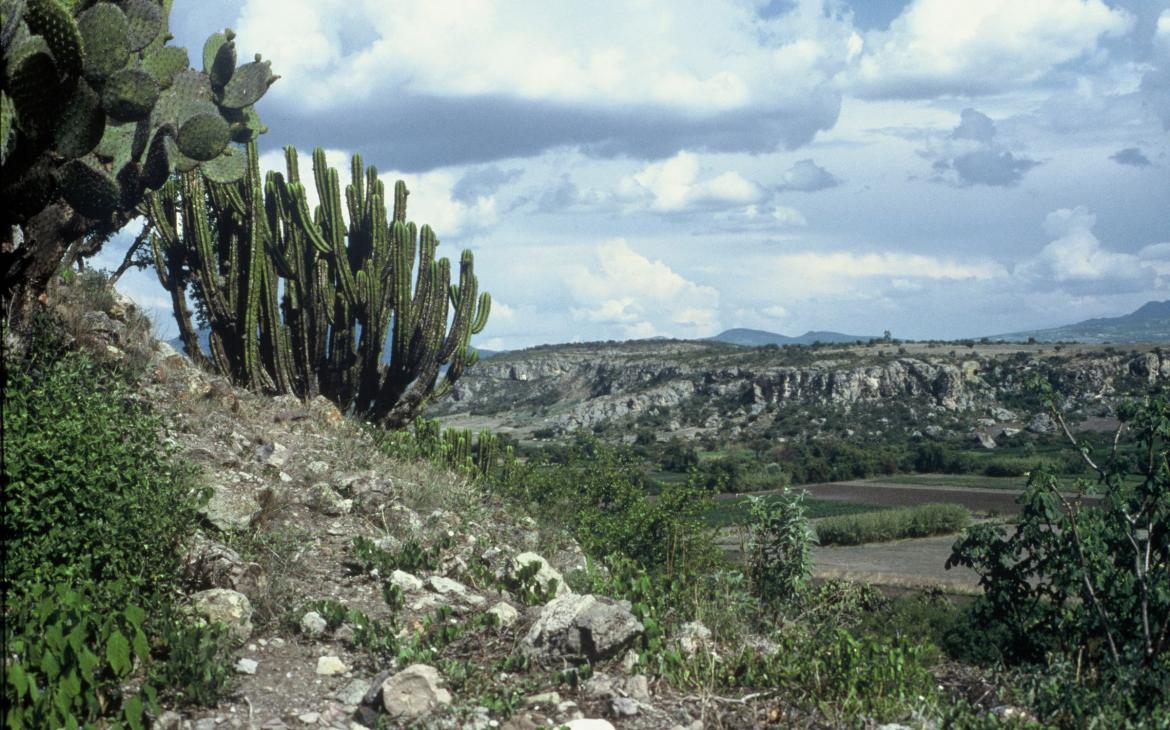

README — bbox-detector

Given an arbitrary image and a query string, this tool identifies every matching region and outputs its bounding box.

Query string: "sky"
[95,0,1170,350]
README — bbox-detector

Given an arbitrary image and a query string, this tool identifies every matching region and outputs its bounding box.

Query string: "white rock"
[487,602,520,628]
[380,664,452,721]
[563,720,616,730]
[301,611,327,637]
[427,576,486,606]
[512,552,571,597]
[390,569,424,592]
[235,658,258,675]
[190,589,253,643]
[297,711,320,724]
[316,656,348,676]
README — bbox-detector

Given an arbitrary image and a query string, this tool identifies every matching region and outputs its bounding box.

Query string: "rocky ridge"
[433,340,1168,440]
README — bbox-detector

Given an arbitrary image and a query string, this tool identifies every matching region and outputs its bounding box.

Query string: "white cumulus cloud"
[566,239,721,338]
[618,152,763,212]
[852,0,1133,98]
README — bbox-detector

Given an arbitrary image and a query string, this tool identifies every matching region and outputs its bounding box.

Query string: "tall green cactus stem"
[144,142,490,427]
[2,0,277,322]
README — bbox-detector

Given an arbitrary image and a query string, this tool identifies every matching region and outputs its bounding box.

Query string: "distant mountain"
[992,300,1170,344]
[708,327,875,347]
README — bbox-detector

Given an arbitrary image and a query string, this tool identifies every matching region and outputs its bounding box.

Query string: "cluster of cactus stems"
[144,142,490,428]
[411,420,514,481]
[1,0,276,319]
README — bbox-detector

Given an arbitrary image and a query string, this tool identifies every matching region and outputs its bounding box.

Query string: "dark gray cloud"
[924,108,1040,187]
[256,88,841,172]
[950,108,997,143]
[452,166,523,203]
[952,149,1040,187]
[776,158,840,191]
[1110,147,1152,167]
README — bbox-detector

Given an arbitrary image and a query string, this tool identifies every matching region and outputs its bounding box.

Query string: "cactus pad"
[175,100,228,160]
[93,117,132,158]
[199,142,245,183]
[101,66,160,121]
[201,29,230,76]
[119,0,163,51]
[6,35,59,139]
[139,122,172,187]
[59,154,121,217]
[207,31,235,88]
[218,58,275,108]
[53,78,105,158]
[141,44,187,87]
[78,2,129,80]
[1,92,13,165]
[23,0,83,77]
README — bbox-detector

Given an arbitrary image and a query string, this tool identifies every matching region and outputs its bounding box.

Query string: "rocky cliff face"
[433,341,1168,438]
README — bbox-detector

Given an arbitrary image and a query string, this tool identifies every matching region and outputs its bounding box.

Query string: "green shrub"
[744,490,815,605]
[948,385,1169,722]
[494,439,719,579]
[3,314,219,724]
[815,503,971,546]
[3,324,203,611]
[5,583,155,729]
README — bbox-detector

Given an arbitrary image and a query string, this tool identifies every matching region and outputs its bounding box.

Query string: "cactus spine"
[145,142,490,427]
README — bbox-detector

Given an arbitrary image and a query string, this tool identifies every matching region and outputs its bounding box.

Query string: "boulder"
[511,552,571,597]
[183,532,267,600]
[199,486,260,532]
[522,594,643,663]
[380,664,452,721]
[190,589,253,642]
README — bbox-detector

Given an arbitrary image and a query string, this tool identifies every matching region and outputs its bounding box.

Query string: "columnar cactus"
[144,141,490,428]
[1,0,276,320]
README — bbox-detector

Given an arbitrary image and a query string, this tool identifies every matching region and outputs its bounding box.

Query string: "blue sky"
[97,0,1170,349]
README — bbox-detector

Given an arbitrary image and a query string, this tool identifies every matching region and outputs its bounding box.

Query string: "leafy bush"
[744,490,815,605]
[494,439,720,579]
[948,385,1169,722]
[815,503,970,545]
[5,584,154,729]
[3,314,222,724]
[3,322,203,611]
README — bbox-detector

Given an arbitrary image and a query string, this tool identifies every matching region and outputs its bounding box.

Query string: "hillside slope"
[430,339,1167,442]
[992,300,1170,343]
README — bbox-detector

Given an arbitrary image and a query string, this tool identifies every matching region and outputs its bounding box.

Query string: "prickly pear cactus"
[1,0,277,319]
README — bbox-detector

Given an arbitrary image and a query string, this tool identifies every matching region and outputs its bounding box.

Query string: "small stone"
[235,657,258,675]
[390,569,424,592]
[308,460,330,475]
[154,710,182,730]
[609,697,639,717]
[296,712,319,725]
[190,589,253,643]
[487,601,520,628]
[563,721,616,730]
[316,656,348,676]
[380,664,452,721]
[524,691,561,707]
[301,611,327,637]
[335,678,371,707]
[193,719,217,730]
[625,674,650,702]
[512,552,571,597]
